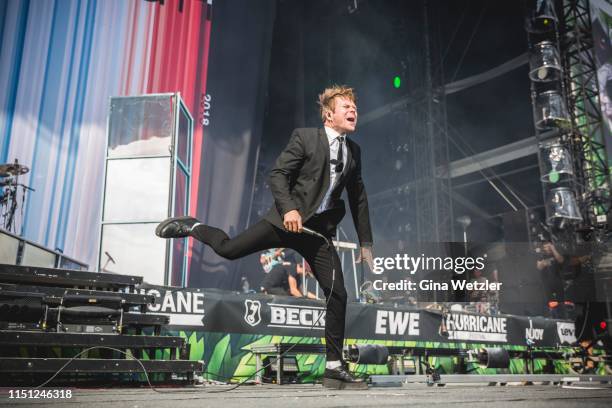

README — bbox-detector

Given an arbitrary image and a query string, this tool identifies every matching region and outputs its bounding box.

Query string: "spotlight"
[538,142,574,183]
[393,76,402,89]
[526,0,558,33]
[535,90,571,130]
[546,187,582,227]
[456,215,472,230]
[529,41,562,82]
[345,344,389,364]
[477,348,510,369]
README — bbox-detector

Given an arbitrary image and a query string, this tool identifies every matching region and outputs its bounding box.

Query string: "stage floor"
[2,383,612,408]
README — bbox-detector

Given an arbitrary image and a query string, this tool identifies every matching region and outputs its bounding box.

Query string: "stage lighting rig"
[526,0,584,233]
[526,0,558,34]
[535,90,571,130]
[529,41,563,82]
[538,141,575,183]
[546,187,583,228]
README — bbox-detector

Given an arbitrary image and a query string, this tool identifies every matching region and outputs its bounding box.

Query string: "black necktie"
[335,136,344,173]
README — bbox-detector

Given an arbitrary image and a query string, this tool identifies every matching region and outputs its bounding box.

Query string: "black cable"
[576,301,590,342]
[450,2,488,83]
[34,346,159,391]
[33,345,238,392]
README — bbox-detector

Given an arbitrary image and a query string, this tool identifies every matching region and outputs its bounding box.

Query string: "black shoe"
[155,216,200,238]
[322,365,367,390]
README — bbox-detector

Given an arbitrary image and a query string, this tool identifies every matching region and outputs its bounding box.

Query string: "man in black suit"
[156,85,373,389]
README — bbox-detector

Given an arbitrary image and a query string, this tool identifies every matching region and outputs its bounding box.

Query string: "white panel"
[0,232,20,264]
[21,243,56,268]
[103,157,171,222]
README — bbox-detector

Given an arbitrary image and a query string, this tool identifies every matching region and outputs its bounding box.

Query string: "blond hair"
[318,85,356,123]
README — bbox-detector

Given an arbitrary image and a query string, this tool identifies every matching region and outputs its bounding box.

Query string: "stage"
[2,383,612,408]
[2,0,612,404]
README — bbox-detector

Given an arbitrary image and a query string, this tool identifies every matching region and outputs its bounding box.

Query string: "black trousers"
[191,216,347,361]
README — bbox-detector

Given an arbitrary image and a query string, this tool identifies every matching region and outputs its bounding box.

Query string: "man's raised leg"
[156,217,287,260]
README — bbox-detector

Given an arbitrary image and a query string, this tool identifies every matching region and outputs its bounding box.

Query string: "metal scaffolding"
[413,0,454,242]
[560,0,611,227]
[367,0,454,244]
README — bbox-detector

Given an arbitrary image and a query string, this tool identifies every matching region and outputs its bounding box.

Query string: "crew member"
[260,261,318,299]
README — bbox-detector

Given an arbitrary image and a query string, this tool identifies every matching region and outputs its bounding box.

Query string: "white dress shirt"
[316,126,348,214]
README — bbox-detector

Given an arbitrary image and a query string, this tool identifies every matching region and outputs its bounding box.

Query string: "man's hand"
[283,210,303,233]
[356,246,374,271]
[543,242,564,264]
[537,258,552,270]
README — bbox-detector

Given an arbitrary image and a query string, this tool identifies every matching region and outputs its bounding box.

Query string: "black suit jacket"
[264,127,373,245]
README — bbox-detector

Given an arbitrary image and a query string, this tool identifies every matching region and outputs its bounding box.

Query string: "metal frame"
[0,229,87,270]
[369,0,454,245]
[0,358,202,374]
[0,264,142,289]
[98,93,175,275]
[559,0,611,226]
[98,93,193,286]
[0,330,185,350]
[0,282,154,310]
[370,373,612,385]
[171,96,193,287]
[251,343,326,384]
[414,0,453,243]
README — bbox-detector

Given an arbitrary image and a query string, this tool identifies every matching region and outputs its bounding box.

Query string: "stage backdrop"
[0,0,274,287]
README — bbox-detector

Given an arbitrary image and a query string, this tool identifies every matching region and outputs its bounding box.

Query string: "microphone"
[301,226,324,238]
[301,227,331,247]
[285,224,330,246]
[104,251,116,264]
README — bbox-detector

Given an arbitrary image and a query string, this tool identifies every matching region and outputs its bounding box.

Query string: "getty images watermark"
[372,254,485,275]
[370,254,502,292]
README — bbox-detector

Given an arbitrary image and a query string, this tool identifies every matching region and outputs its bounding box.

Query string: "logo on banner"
[244,299,262,327]
[556,322,577,344]
[375,310,420,336]
[268,303,325,330]
[445,313,508,342]
[138,288,205,326]
[525,319,544,342]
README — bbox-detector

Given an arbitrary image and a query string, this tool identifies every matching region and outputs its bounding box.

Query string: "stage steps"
[0,282,155,310]
[0,264,142,289]
[1,358,202,374]
[0,263,204,386]
[0,330,187,352]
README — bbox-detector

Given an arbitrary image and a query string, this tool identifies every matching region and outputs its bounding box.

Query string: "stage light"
[393,76,401,89]
[477,348,510,369]
[601,321,607,330]
[345,344,389,364]
[538,142,574,183]
[546,187,582,226]
[535,90,571,130]
[529,41,562,82]
[526,0,557,33]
